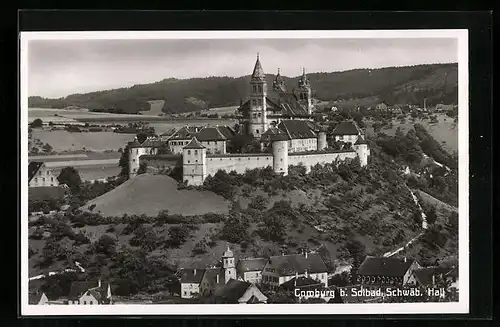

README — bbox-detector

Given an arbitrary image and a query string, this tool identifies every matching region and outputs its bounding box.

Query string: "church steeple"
[273,67,286,93]
[298,67,310,88]
[297,67,313,115]
[251,53,265,81]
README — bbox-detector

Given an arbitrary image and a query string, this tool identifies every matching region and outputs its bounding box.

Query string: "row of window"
[262,275,279,283]
[33,177,54,183]
[251,99,264,107]
[252,112,263,118]
[252,85,263,93]
[38,170,50,176]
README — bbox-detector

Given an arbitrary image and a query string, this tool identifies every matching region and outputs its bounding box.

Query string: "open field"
[50,165,121,182]
[31,130,134,152]
[81,174,230,217]
[140,100,165,115]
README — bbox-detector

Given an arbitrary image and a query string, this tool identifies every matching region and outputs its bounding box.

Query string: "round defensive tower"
[353,135,369,167]
[317,126,328,150]
[271,133,289,176]
[128,136,143,178]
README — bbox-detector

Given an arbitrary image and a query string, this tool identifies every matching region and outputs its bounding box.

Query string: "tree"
[167,225,191,248]
[118,144,130,178]
[345,239,366,282]
[248,195,268,211]
[30,118,43,128]
[57,167,82,192]
[43,143,53,153]
[93,235,116,256]
[426,207,438,225]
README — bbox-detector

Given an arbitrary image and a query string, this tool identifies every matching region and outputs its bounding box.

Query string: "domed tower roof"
[273,68,287,93]
[251,53,266,81]
[298,67,310,88]
[222,244,234,258]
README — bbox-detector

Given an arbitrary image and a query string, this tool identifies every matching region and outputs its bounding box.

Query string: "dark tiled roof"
[68,281,108,300]
[183,137,205,150]
[270,133,290,141]
[203,268,226,287]
[28,162,44,183]
[268,253,327,276]
[237,258,267,273]
[354,135,368,145]
[28,186,67,202]
[180,268,206,284]
[251,56,265,80]
[128,137,142,148]
[216,126,236,140]
[446,266,458,278]
[413,267,455,285]
[196,127,226,141]
[357,256,415,277]
[169,126,200,140]
[332,121,362,135]
[278,120,317,139]
[215,279,251,303]
[267,90,310,116]
[281,276,323,289]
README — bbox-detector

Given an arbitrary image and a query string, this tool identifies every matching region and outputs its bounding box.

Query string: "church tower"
[249,54,268,138]
[297,68,313,115]
[222,244,236,284]
[273,68,287,94]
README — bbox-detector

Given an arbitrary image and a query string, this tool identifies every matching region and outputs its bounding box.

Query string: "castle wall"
[288,150,357,172]
[205,154,273,177]
[202,140,226,154]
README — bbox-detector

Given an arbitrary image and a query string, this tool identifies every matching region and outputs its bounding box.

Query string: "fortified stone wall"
[288,150,357,172]
[205,153,273,176]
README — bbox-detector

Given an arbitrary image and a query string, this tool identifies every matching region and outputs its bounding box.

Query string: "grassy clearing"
[81,174,230,217]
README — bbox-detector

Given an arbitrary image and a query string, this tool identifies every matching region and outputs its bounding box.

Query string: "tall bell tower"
[249,53,268,138]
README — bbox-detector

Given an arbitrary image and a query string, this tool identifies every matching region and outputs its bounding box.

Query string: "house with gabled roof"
[213,279,268,304]
[261,252,328,288]
[163,125,236,155]
[67,279,112,305]
[179,268,206,299]
[332,120,364,144]
[356,256,421,289]
[236,258,267,284]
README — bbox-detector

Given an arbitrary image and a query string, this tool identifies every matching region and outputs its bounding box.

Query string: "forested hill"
[28,63,458,114]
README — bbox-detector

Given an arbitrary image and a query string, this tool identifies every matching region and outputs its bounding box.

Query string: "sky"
[28,37,458,98]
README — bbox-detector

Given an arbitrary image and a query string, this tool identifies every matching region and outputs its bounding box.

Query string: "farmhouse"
[261,252,328,288]
[331,121,364,144]
[28,161,59,187]
[356,256,421,289]
[179,268,206,299]
[67,279,112,305]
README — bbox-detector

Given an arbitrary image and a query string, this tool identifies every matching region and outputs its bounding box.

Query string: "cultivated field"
[140,100,165,115]
[81,174,230,217]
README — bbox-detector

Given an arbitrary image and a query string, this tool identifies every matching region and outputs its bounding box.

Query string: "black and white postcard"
[21,30,468,315]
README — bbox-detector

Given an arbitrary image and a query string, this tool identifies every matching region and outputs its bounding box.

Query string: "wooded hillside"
[29,63,458,114]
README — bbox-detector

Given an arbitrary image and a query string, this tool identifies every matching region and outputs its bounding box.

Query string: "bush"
[167,225,191,248]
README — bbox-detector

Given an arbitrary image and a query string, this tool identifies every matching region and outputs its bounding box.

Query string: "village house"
[28,161,59,187]
[199,245,238,296]
[29,291,49,305]
[179,268,206,299]
[261,252,328,288]
[162,125,236,155]
[413,266,459,290]
[236,258,267,284]
[356,256,421,289]
[331,120,364,144]
[213,279,268,304]
[260,120,326,153]
[67,279,112,305]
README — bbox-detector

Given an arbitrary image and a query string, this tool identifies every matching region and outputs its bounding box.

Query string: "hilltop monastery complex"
[128,55,370,185]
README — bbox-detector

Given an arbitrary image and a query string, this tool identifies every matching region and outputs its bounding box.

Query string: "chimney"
[305,251,308,259]
[194,269,197,276]
[216,274,220,284]
[432,274,435,285]
[404,257,407,263]
[305,269,308,278]
[98,279,101,288]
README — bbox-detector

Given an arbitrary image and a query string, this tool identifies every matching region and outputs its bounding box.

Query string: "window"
[187,150,191,155]
[47,171,49,175]
[89,301,93,305]
[194,150,198,155]
[42,178,45,182]
[133,159,136,162]
[258,113,261,117]
[195,160,198,163]
[84,301,87,305]
[188,160,190,163]
[34,178,38,182]
[256,129,259,134]
[258,85,262,93]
